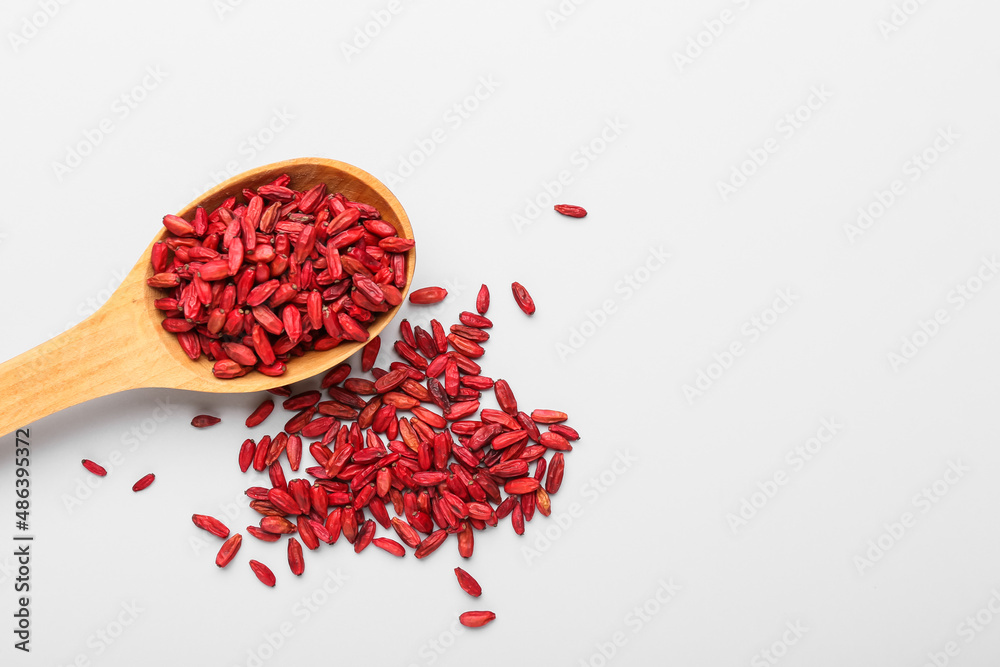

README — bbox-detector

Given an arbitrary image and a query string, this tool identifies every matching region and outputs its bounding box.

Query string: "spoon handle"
[0,298,151,438]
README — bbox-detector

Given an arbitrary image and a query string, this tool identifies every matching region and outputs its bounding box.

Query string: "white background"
[1,1,999,665]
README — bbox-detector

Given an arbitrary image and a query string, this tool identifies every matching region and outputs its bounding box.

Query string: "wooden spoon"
[0,158,414,438]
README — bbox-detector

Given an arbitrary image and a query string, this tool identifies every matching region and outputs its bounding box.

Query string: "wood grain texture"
[0,158,415,438]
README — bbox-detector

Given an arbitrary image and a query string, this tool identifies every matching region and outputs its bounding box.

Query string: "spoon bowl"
[0,158,414,438]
